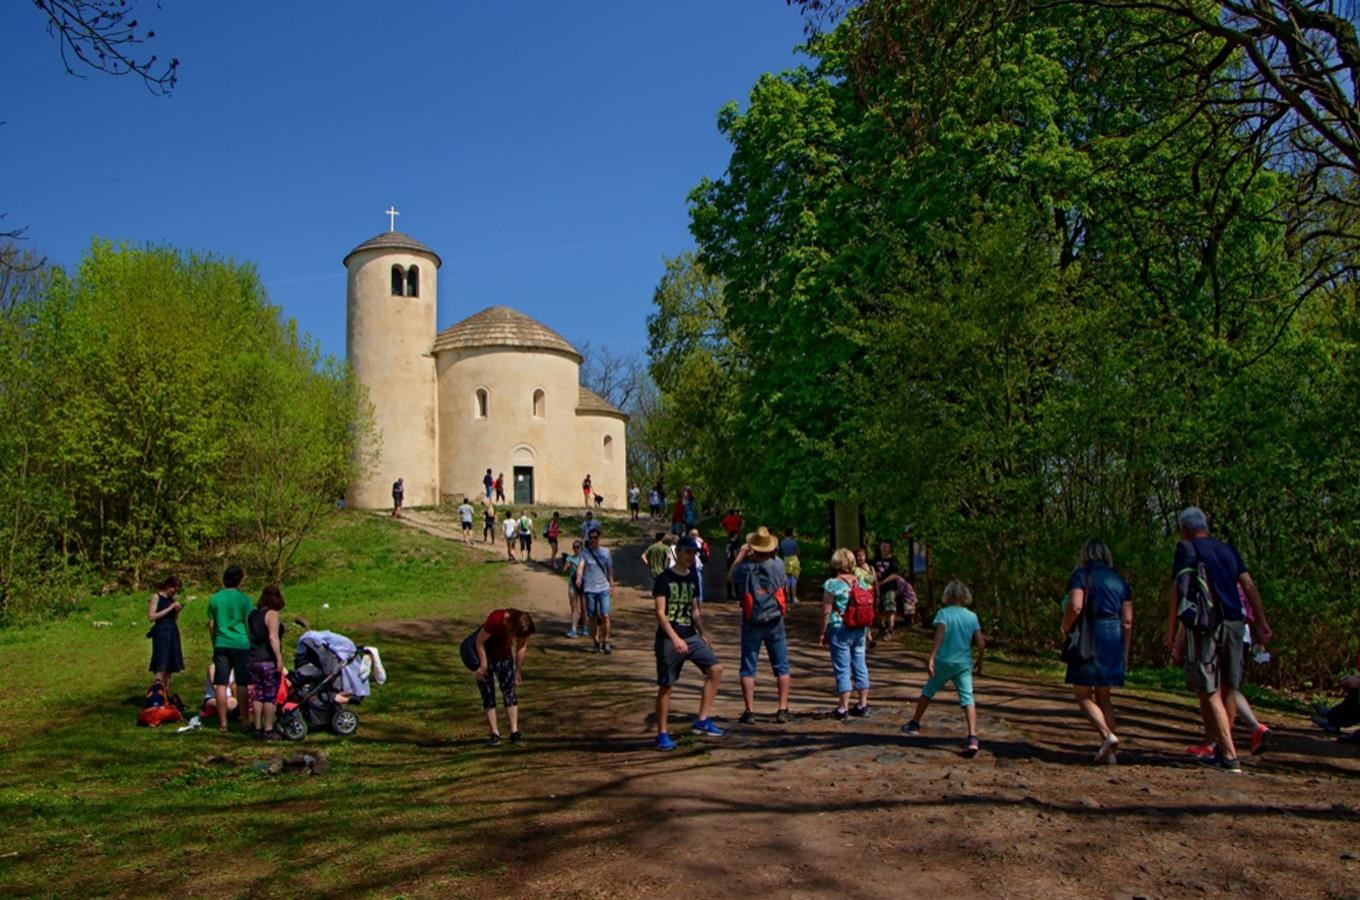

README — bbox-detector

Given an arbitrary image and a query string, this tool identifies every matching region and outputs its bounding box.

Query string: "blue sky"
[2,1,810,359]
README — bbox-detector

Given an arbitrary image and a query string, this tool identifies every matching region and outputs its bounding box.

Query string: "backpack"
[741,561,787,624]
[842,580,876,629]
[698,539,711,565]
[1175,541,1221,633]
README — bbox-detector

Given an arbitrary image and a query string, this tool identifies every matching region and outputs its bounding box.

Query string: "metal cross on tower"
[385,206,400,231]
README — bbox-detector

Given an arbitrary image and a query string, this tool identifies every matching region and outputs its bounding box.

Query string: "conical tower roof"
[343,231,442,267]
[432,305,581,361]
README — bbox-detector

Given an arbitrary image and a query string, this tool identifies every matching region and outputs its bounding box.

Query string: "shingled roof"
[343,231,443,267]
[577,385,627,419]
[432,306,582,361]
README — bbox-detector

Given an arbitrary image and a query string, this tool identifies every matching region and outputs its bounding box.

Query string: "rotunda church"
[343,226,627,510]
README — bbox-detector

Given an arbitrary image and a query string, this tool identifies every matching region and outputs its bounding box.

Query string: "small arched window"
[406,265,420,298]
[390,264,404,295]
[603,434,614,461]
[532,389,545,418]
[475,388,489,419]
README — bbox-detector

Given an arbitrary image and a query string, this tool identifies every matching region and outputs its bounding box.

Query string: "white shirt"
[457,503,474,523]
[503,519,518,539]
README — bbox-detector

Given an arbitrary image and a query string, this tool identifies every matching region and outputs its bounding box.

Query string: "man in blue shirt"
[1167,507,1274,772]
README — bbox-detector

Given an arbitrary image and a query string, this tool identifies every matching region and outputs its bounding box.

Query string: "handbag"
[1060,567,1097,665]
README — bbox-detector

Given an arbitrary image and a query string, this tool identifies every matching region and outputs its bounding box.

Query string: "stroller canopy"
[295,630,381,699]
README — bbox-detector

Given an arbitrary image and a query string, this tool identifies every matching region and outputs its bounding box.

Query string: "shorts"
[739,618,790,678]
[922,661,974,707]
[461,518,473,531]
[212,647,252,688]
[519,533,532,551]
[1184,619,1246,694]
[656,633,720,686]
[584,590,611,618]
[877,592,897,613]
[247,660,282,704]
[629,501,640,511]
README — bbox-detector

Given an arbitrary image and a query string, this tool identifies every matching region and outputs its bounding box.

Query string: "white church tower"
[344,210,441,508]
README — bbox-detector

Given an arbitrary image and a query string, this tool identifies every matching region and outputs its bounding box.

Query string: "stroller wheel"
[331,708,359,736]
[280,711,308,742]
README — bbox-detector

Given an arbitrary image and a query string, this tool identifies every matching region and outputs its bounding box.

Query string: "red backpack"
[842,581,876,629]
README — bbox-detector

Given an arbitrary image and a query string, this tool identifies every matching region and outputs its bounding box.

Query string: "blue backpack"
[741,561,787,624]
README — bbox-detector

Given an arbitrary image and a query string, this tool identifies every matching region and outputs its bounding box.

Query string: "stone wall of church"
[435,347,626,509]
[570,411,629,513]
[346,248,440,508]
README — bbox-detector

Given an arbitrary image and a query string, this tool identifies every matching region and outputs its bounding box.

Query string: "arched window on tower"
[532,389,545,418]
[390,264,404,295]
[406,265,420,297]
[603,434,614,461]
[475,388,489,419]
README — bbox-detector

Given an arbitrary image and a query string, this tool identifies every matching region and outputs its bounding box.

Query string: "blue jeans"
[828,624,869,694]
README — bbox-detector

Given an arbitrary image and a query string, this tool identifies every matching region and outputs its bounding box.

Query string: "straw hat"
[746,526,779,553]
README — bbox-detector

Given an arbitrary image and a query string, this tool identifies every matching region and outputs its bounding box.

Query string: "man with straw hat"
[731,526,792,724]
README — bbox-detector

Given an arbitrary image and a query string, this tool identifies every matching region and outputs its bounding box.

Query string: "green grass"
[0,513,534,897]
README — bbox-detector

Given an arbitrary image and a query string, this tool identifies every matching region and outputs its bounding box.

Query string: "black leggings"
[477,657,517,710]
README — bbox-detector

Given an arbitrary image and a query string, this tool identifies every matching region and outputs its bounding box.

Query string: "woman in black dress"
[146,574,185,693]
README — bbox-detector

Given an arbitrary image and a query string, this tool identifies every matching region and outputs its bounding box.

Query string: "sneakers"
[692,718,725,737]
[1094,734,1120,765]
[1105,752,1118,766]
[1250,723,1270,755]
[593,642,602,654]
[510,731,523,745]
[901,720,921,735]
[833,707,849,722]
[655,732,677,752]
[1186,741,1217,759]
[849,704,870,719]
[738,710,756,725]
[602,643,613,655]
[566,629,578,638]
[1197,752,1242,773]
[775,708,791,724]
[962,735,980,758]
[487,733,501,746]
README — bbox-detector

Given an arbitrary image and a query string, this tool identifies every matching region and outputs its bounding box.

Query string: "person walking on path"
[582,474,593,510]
[721,509,744,601]
[502,511,518,562]
[246,584,287,740]
[517,510,535,562]
[494,472,505,503]
[1168,507,1274,772]
[391,477,404,518]
[641,532,671,580]
[545,512,562,569]
[628,485,641,520]
[483,468,494,500]
[482,500,497,544]
[652,535,725,750]
[902,580,986,757]
[670,497,686,536]
[146,574,185,693]
[648,486,661,519]
[1061,539,1133,764]
[576,527,616,654]
[820,548,872,721]
[872,541,910,639]
[580,510,598,542]
[207,565,254,734]
[563,539,588,637]
[778,528,801,605]
[457,497,475,544]
[460,608,536,745]
[732,527,792,724]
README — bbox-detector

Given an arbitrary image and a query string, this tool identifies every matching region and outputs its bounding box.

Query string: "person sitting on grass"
[461,608,536,746]
[902,579,986,758]
[653,536,725,750]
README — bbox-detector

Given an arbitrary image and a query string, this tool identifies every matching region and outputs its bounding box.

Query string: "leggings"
[477,657,517,710]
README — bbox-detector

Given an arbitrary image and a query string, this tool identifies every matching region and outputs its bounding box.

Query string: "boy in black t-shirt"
[653,536,724,751]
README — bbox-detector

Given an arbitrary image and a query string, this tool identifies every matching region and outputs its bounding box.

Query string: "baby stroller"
[277,629,385,741]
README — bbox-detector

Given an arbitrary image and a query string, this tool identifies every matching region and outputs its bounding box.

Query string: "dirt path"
[395,511,1360,899]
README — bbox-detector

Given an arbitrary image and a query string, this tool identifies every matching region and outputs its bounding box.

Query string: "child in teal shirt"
[562,540,587,638]
[902,580,986,756]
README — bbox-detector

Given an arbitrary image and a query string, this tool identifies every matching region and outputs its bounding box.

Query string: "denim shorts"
[584,590,611,618]
[740,618,790,677]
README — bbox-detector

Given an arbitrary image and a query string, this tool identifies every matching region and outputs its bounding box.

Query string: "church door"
[513,466,534,505]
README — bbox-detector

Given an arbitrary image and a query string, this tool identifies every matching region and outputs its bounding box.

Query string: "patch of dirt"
[393,511,1360,899]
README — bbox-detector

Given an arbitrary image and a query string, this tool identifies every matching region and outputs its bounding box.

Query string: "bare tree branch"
[33,0,179,95]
